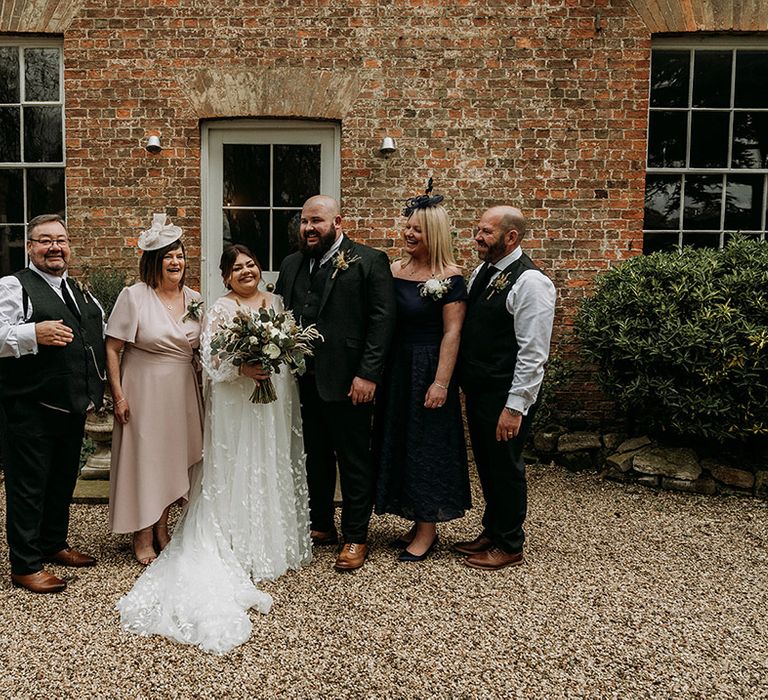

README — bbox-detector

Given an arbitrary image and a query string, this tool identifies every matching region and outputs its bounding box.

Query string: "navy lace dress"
[374,275,471,522]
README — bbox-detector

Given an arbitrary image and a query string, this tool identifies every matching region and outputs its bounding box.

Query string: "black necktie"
[469,264,495,302]
[60,279,81,320]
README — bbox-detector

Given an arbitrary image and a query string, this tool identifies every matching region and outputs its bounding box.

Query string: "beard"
[299,228,337,259]
[477,233,507,263]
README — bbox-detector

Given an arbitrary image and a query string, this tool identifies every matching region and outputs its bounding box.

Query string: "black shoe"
[398,537,438,563]
[389,525,416,549]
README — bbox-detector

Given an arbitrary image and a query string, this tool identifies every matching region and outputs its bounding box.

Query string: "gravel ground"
[1,464,767,700]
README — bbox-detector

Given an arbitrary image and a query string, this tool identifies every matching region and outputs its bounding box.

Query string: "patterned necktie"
[468,263,495,302]
[60,279,81,320]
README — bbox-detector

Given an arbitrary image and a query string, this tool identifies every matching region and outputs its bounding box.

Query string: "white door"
[201,120,340,302]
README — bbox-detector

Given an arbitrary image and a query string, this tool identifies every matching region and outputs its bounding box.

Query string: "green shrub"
[575,237,768,443]
[84,267,128,318]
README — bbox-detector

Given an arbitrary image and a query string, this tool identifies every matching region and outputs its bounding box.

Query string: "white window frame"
[645,37,768,249]
[201,119,341,301]
[0,36,66,267]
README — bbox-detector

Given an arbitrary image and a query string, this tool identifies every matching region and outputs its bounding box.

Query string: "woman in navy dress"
[375,190,470,561]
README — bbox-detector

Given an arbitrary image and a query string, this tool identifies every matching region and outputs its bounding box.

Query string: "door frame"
[200,119,341,302]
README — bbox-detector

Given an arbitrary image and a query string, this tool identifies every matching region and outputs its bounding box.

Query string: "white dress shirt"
[309,233,345,273]
[467,247,557,415]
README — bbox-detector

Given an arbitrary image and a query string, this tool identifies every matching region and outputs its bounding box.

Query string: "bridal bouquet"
[210,303,322,403]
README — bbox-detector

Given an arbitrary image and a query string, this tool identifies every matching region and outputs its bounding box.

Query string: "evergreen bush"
[575,237,768,443]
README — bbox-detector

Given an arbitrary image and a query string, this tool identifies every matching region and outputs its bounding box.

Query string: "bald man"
[456,206,556,570]
[275,196,396,571]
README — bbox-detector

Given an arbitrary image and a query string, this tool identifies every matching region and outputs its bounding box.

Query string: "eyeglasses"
[28,237,70,248]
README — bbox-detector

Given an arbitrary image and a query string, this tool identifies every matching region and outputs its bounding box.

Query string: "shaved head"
[303,195,340,219]
[486,206,527,240]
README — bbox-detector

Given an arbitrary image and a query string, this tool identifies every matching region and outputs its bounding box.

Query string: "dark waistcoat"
[293,259,332,327]
[459,253,542,393]
[0,269,106,413]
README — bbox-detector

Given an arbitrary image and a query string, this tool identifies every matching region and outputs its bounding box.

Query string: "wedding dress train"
[117,297,312,654]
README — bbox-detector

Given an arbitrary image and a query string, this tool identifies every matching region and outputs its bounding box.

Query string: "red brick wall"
[58,0,650,426]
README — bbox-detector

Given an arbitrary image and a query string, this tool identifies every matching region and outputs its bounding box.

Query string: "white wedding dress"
[117,296,312,654]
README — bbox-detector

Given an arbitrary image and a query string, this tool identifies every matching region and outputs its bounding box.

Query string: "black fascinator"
[403,178,444,217]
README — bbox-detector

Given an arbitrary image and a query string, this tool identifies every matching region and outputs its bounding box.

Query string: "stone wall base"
[533,428,768,499]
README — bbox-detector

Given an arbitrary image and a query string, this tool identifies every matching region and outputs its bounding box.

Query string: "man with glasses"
[0,214,106,593]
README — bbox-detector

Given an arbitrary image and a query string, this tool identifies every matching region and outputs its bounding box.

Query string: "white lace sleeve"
[201,299,240,384]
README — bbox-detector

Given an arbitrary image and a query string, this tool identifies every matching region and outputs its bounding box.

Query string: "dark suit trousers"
[298,375,374,543]
[465,390,537,554]
[2,400,85,575]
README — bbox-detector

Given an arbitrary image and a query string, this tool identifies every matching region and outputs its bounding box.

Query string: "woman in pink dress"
[105,214,204,565]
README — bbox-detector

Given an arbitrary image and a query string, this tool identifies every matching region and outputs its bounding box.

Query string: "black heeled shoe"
[389,525,416,549]
[398,537,438,563]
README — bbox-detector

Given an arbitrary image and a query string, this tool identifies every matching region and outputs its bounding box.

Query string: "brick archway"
[626,0,768,32]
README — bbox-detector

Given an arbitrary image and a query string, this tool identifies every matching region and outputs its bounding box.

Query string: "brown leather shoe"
[11,570,67,593]
[334,542,368,571]
[453,533,493,555]
[310,529,339,546]
[464,547,524,571]
[43,547,96,567]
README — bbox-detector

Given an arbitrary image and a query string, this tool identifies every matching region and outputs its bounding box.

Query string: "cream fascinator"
[138,213,183,251]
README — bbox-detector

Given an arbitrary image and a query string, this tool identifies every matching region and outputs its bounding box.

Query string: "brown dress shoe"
[453,533,493,555]
[11,570,67,593]
[464,547,524,571]
[310,529,339,546]
[334,542,368,571]
[43,547,96,567]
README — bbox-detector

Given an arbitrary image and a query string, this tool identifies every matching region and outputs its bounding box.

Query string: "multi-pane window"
[222,143,321,271]
[644,43,768,253]
[0,39,65,275]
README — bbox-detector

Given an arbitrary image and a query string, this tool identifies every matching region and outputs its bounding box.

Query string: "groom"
[276,195,396,571]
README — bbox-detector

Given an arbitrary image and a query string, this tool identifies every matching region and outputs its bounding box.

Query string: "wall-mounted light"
[146,134,162,154]
[379,136,396,158]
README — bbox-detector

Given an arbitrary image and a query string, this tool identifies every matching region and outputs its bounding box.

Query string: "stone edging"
[533,429,767,499]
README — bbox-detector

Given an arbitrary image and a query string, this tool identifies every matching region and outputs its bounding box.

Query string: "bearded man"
[275,195,396,571]
[456,206,556,570]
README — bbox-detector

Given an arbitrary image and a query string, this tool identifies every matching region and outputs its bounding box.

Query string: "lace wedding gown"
[117,296,312,654]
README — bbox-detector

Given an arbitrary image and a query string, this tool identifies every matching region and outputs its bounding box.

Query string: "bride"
[117,244,312,654]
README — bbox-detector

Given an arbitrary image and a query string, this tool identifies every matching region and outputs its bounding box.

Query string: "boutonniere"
[419,277,452,301]
[486,272,512,300]
[183,298,204,322]
[331,251,361,279]
[72,279,91,303]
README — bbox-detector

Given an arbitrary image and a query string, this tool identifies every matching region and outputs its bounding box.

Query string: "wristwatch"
[505,407,523,417]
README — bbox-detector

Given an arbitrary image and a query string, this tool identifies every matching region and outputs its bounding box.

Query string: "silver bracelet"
[433,381,449,390]
[115,398,126,406]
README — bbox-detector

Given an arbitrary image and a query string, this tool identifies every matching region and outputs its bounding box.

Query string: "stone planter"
[80,411,114,480]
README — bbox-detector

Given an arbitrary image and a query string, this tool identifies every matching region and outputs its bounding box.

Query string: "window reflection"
[692,51,731,108]
[0,169,24,223]
[735,51,768,108]
[27,168,65,219]
[689,112,729,168]
[647,111,686,168]
[273,145,320,207]
[223,144,269,206]
[0,47,19,103]
[724,175,764,231]
[0,107,21,162]
[732,113,768,169]
[644,175,681,230]
[684,175,723,231]
[23,105,63,162]
[650,51,689,108]
[24,48,59,102]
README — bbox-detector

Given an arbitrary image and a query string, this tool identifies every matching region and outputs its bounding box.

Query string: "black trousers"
[298,375,375,543]
[2,400,85,575]
[464,390,537,554]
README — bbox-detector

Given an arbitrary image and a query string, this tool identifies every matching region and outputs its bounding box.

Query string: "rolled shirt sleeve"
[0,276,38,358]
[504,269,557,414]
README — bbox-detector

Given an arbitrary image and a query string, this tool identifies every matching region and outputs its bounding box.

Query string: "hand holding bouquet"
[210,303,323,403]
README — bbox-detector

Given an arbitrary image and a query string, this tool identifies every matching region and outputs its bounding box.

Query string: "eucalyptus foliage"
[576,238,768,442]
